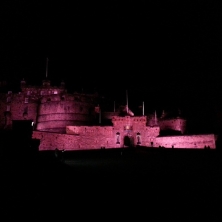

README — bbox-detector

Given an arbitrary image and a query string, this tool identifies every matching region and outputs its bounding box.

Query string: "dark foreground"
[1,147,221,219]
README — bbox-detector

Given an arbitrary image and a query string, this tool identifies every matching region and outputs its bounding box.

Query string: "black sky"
[1,1,222,131]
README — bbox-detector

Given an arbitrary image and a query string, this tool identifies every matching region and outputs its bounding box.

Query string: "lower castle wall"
[155,134,216,149]
[32,130,216,151]
[32,130,121,151]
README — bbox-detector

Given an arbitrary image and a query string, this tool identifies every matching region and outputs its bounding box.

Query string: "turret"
[42,57,50,87]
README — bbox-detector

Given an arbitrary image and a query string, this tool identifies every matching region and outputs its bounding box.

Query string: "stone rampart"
[155,134,216,148]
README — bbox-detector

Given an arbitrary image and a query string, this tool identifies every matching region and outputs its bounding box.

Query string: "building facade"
[0,79,217,150]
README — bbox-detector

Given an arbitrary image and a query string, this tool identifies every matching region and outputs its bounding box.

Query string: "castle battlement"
[0,78,217,150]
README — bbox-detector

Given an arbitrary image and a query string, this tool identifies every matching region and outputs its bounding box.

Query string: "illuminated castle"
[0,78,217,150]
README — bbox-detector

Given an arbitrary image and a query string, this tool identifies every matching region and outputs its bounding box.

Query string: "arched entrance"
[124,135,134,147]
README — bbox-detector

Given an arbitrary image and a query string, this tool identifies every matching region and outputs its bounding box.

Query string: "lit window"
[6,105,10,111]
[6,97,11,103]
[53,91,58,94]
[136,132,141,145]
[116,132,120,144]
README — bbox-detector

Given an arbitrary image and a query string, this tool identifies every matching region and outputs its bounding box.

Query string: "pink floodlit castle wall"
[32,115,216,150]
[0,79,217,149]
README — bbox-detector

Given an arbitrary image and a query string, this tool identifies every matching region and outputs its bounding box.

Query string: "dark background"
[1,1,222,133]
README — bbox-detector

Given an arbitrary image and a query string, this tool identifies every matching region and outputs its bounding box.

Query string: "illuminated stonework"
[0,79,217,150]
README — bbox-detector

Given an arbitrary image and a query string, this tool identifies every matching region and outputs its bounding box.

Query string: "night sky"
[1,1,222,132]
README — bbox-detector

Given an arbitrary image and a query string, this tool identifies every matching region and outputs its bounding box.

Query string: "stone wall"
[0,93,38,129]
[33,129,121,150]
[155,134,216,149]
[33,122,160,150]
[36,94,97,132]
[0,89,99,131]
[33,130,216,151]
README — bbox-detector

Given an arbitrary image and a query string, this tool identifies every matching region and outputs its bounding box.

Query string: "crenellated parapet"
[112,115,147,129]
[66,126,114,136]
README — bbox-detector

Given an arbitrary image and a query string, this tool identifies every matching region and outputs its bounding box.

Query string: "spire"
[178,108,181,117]
[142,101,144,116]
[43,57,50,87]
[99,105,101,124]
[126,89,128,113]
[46,57,49,79]
[154,110,158,125]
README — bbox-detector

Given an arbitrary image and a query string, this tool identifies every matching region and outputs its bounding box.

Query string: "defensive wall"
[155,134,216,149]
[32,129,216,150]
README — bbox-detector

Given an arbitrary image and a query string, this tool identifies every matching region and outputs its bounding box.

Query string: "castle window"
[88,107,93,115]
[124,125,132,131]
[27,91,30,95]
[6,105,10,111]
[23,106,28,119]
[116,132,120,144]
[24,106,28,114]
[61,96,65,101]
[136,132,141,145]
[47,98,51,102]
[6,97,11,103]
[53,91,58,94]
[25,98,29,103]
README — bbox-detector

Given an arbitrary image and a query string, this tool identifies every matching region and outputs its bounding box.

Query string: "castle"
[0,78,217,150]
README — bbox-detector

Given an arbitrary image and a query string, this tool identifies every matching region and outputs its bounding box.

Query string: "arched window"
[24,98,29,103]
[136,132,141,145]
[6,97,11,103]
[116,132,120,144]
